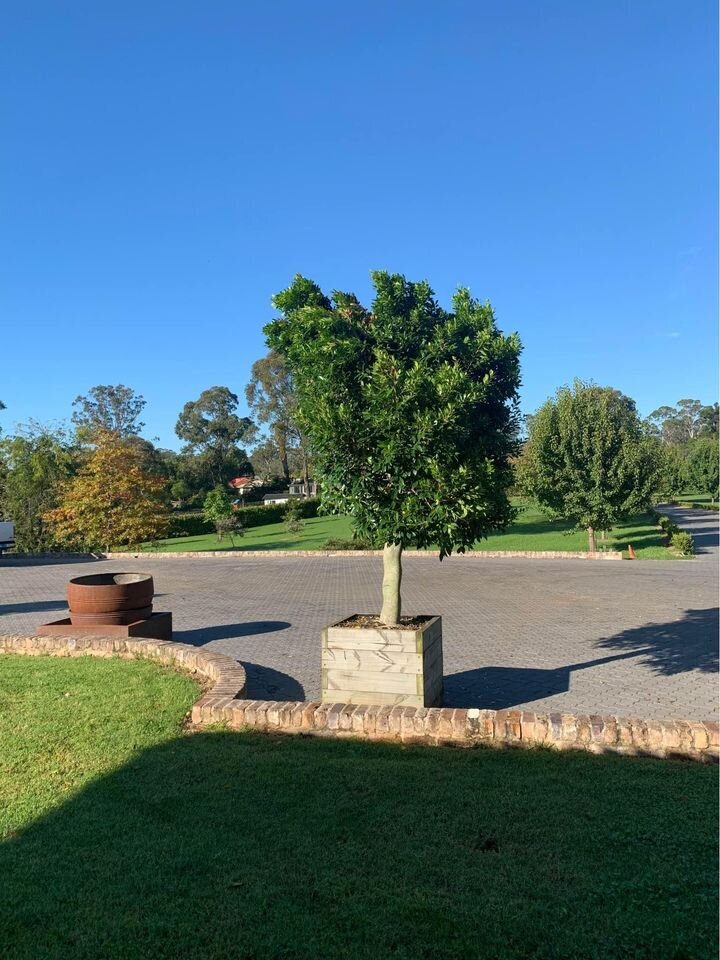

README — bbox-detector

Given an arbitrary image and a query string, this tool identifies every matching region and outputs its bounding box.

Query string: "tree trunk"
[275,426,290,484]
[587,526,597,553]
[301,446,310,498]
[380,542,402,626]
[600,529,606,542]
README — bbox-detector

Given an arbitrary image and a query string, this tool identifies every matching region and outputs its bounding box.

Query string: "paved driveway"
[657,504,719,559]
[1,538,717,720]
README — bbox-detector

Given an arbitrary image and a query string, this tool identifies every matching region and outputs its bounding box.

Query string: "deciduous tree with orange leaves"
[44,431,169,550]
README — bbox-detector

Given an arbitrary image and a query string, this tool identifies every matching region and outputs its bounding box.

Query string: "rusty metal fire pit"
[67,572,154,626]
[38,572,172,640]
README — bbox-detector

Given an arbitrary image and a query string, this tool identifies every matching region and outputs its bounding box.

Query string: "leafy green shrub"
[284,498,304,534]
[166,498,320,537]
[167,512,213,538]
[657,515,680,539]
[323,537,373,551]
[237,498,320,529]
[671,531,694,556]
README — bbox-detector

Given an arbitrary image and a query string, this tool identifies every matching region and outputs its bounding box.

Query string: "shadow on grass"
[0,731,716,960]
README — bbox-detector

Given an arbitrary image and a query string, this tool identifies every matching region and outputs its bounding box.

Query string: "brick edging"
[0,634,247,701]
[101,549,623,560]
[1,634,716,762]
[193,700,718,762]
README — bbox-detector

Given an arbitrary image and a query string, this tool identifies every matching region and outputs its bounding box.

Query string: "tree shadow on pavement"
[444,650,650,709]
[594,606,718,675]
[0,599,68,616]
[175,621,291,644]
[242,661,305,700]
[444,607,718,709]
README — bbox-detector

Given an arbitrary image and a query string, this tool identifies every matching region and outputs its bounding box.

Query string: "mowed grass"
[141,514,356,552]
[140,504,670,558]
[1,655,717,960]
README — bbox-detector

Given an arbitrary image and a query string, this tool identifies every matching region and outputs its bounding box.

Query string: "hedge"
[167,498,321,538]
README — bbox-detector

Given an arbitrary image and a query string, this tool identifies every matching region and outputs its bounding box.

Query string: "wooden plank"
[324,669,417,695]
[325,633,420,653]
[321,649,423,673]
[320,687,424,707]
[423,640,443,675]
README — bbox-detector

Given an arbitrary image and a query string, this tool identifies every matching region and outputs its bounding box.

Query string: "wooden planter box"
[321,615,443,708]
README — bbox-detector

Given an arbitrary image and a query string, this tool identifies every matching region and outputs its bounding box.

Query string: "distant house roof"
[263,492,290,503]
[228,476,254,489]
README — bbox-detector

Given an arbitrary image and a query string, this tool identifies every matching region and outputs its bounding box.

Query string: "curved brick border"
[0,634,247,703]
[0,634,715,762]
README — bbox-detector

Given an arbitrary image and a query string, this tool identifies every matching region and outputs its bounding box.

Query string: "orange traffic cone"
[627,544,636,560]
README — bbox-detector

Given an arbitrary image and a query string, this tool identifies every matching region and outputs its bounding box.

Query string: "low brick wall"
[102,549,623,561]
[0,634,715,762]
[0,634,247,700]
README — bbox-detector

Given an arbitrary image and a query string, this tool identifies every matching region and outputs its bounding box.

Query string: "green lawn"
[139,504,671,558]
[674,492,719,510]
[0,655,717,960]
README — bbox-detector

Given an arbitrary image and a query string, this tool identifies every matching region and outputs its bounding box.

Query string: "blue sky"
[2,0,717,449]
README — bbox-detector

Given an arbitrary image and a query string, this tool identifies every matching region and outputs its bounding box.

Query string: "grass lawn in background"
[1,654,717,960]
[674,492,719,509]
[138,503,671,558]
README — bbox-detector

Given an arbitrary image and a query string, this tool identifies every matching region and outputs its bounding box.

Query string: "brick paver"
[1,532,717,719]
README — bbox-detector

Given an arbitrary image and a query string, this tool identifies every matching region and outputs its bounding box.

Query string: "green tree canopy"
[686,438,719,499]
[175,387,255,492]
[72,385,146,439]
[266,271,522,624]
[647,399,717,444]
[245,351,300,484]
[520,381,658,551]
[202,487,243,543]
[0,425,75,551]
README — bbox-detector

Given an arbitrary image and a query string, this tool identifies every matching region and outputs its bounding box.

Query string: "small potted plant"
[266,271,521,707]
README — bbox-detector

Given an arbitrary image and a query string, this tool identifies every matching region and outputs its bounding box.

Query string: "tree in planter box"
[266,271,522,627]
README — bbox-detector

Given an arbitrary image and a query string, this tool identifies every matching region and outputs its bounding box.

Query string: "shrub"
[671,531,695,556]
[166,498,320,537]
[323,537,373,551]
[236,498,320,529]
[167,512,213,538]
[284,498,304,534]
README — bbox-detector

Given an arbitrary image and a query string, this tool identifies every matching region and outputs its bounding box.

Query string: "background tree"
[284,496,304,534]
[175,387,255,492]
[647,399,717,444]
[267,271,522,625]
[44,431,168,550]
[245,351,300,485]
[248,438,287,482]
[653,440,688,500]
[698,402,719,439]
[686,438,719,500]
[202,487,243,543]
[0,424,74,551]
[72,384,146,438]
[520,381,658,551]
